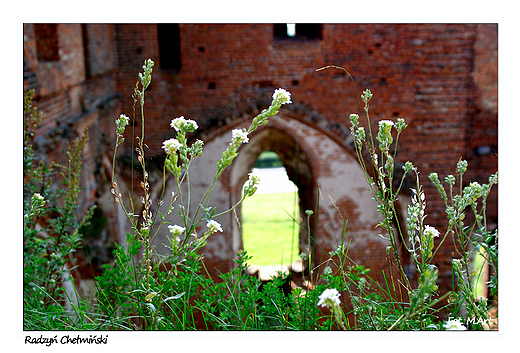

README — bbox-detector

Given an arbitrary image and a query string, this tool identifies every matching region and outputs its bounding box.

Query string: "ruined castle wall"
[24,23,498,289]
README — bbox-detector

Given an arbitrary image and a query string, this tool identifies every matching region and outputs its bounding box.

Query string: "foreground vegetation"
[23,60,497,331]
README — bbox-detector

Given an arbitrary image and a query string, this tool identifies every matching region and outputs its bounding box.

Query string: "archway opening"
[230,127,316,282]
[241,151,300,278]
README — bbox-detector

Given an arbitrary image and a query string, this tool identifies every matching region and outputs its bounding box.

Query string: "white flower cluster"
[424,225,440,239]
[206,219,223,234]
[232,129,249,145]
[421,224,440,259]
[317,288,341,308]
[272,88,292,105]
[33,193,45,202]
[168,224,185,237]
[170,116,199,132]
[378,120,394,129]
[28,193,46,220]
[376,119,395,151]
[323,266,332,275]
[116,114,130,135]
[243,172,261,197]
[117,114,129,126]
[247,172,260,186]
[162,138,182,155]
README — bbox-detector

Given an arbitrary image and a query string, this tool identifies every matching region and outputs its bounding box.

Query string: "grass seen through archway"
[242,191,299,266]
[241,151,299,267]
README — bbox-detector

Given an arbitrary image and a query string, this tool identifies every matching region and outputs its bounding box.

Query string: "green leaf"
[145,292,157,302]
[163,292,186,302]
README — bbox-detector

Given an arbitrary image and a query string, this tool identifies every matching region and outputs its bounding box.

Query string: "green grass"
[472,246,487,299]
[242,192,299,266]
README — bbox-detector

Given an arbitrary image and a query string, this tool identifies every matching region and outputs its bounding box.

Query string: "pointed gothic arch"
[155,88,408,281]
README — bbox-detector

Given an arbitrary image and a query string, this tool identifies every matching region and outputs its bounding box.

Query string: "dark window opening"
[273,24,289,38]
[81,24,92,77]
[35,24,60,62]
[158,24,181,72]
[274,23,322,41]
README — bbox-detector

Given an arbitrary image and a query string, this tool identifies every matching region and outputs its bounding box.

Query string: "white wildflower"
[231,129,249,144]
[117,114,129,126]
[248,172,260,186]
[30,193,46,215]
[162,138,182,155]
[116,114,130,134]
[317,288,341,308]
[168,224,185,237]
[170,116,198,132]
[33,193,45,202]
[206,220,223,234]
[378,120,394,128]
[243,173,261,197]
[349,113,360,126]
[272,88,292,105]
[424,225,440,238]
[323,266,332,275]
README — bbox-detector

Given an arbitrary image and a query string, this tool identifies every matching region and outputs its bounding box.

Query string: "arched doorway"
[241,151,300,279]
[155,104,391,283]
[230,127,316,279]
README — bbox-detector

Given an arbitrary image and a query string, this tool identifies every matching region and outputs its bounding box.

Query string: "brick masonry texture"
[24,23,498,293]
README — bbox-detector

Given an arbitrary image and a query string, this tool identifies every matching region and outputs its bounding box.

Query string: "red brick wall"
[114,24,497,166]
[23,23,123,273]
[116,24,497,222]
[24,23,498,291]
